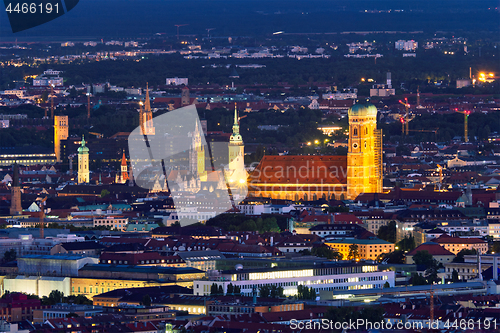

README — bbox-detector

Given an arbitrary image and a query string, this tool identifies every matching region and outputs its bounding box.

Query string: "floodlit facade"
[54,116,68,163]
[77,136,90,184]
[193,262,394,297]
[347,103,382,199]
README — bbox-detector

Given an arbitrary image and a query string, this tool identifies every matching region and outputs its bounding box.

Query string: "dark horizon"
[1,0,499,42]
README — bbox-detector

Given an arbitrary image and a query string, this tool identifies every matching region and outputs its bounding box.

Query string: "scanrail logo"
[3,0,79,33]
[128,105,248,227]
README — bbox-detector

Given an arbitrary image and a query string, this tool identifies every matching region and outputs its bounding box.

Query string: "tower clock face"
[352,143,359,149]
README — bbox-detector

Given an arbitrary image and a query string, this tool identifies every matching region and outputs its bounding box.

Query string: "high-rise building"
[346,103,382,199]
[9,164,22,215]
[77,136,90,184]
[54,115,68,162]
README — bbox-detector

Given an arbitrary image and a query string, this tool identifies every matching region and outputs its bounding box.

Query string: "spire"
[77,135,89,154]
[232,102,240,136]
[144,82,151,112]
[121,150,127,166]
[234,102,238,126]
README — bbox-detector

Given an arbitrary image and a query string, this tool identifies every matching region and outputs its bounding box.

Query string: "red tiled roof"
[407,243,455,256]
[248,155,347,185]
[433,234,486,244]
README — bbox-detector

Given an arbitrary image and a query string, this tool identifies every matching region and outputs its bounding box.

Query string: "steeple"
[230,103,242,144]
[77,135,89,154]
[139,83,155,135]
[77,135,90,184]
[121,150,127,166]
[144,82,151,113]
[121,150,129,183]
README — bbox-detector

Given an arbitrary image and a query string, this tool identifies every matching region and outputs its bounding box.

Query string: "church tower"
[347,102,382,200]
[9,164,22,215]
[190,121,207,181]
[77,135,90,184]
[120,151,129,183]
[54,115,68,162]
[181,87,190,106]
[228,104,245,182]
[140,83,155,135]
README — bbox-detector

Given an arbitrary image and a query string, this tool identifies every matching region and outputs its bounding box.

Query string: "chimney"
[270,236,273,246]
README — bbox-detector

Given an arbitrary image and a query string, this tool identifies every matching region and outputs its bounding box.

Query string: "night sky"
[0,0,498,41]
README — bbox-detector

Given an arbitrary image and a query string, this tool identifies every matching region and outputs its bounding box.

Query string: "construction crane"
[399,98,415,135]
[37,197,47,239]
[407,128,439,141]
[174,24,188,40]
[50,84,55,119]
[89,132,104,139]
[87,87,91,119]
[455,109,471,142]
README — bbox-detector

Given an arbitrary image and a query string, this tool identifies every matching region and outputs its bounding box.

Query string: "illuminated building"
[93,216,129,230]
[395,40,418,51]
[120,151,129,182]
[33,69,63,87]
[346,103,383,199]
[227,105,246,187]
[324,239,394,261]
[139,83,155,136]
[115,151,129,184]
[432,234,488,255]
[0,147,56,166]
[207,301,304,316]
[193,262,394,297]
[0,293,44,322]
[249,102,382,201]
[32,304,102,323]
[77,136,90,184]
[54,115,68,163]
[248,155,348,200]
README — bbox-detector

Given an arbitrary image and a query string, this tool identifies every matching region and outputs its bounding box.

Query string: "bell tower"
[228,104,245,182]
[77,135,90,184]
[347,102,382,200]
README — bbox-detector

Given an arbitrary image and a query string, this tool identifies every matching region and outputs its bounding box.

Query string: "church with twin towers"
[248,101,382,201]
